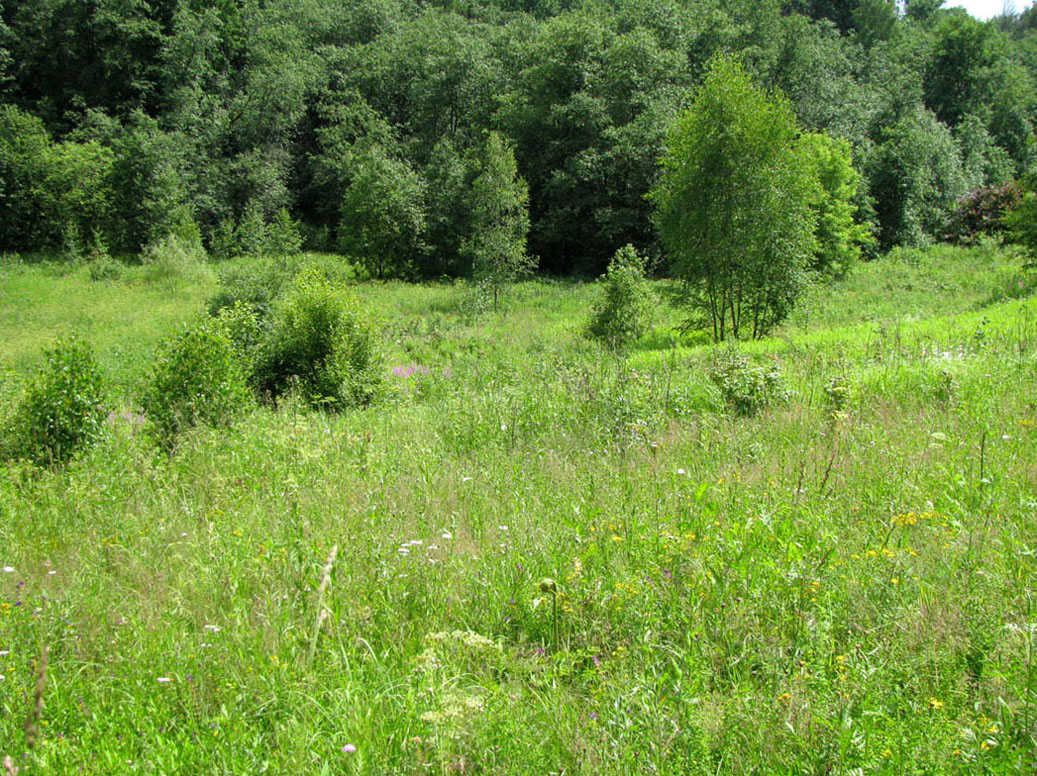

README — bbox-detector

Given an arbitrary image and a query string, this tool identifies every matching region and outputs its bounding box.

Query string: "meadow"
[1,242,1036,774]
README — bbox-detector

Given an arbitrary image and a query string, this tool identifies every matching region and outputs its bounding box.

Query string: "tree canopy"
[0,0,1034,275]
[652,56,820,341]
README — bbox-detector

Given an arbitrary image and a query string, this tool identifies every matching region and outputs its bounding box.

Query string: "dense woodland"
[1,0,1036,277]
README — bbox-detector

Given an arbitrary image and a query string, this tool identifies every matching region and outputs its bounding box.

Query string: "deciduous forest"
[3,0,1036,275]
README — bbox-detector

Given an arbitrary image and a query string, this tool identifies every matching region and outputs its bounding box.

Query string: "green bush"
[267,208,303,256]
[213,301,264,380]
[237,201,270,257]
[707,349,789,417]
[587,244,655,349]
[1003,178,1037,266]
[207,258,297,320]
[5,338,106,464]
[87,229,122,281]
[210,217,239,260]
[141,232,214,284]
[141,322,252,448]
[256,269,382,408]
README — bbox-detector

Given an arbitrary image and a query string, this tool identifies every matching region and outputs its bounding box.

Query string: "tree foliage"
[339,147,427,278]
[587,244,655,349]
[798,132,874,278]
[462,132,532,309]
[0,0,1033,275]
[651,57,817,341]
[868,107,967,249]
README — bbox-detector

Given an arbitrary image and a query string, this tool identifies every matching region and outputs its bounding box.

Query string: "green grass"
[1,246,1036,774]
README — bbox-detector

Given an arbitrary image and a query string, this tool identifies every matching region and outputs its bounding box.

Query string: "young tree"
[462,132,532,310]
[587,244,655,350]
[339,147,427,278]
[798,132,874,278]
[650,56,816,341]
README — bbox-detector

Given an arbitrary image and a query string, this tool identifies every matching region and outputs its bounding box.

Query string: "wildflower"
[611,535,623,542]
[928,698,944,710]
[342,744,357,753]
[157,677,172,683]
[1,567,13,573]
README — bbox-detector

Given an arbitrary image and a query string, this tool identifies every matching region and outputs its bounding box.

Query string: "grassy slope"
[1,247,1036,774]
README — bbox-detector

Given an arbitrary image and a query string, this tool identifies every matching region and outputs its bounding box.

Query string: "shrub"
[945,183,1022,244]
[1003,178,1037,265]
[587,244,655,349]
[87,230,121,281]
[207,257,297,320]
[707,349,789,417]
[141,232,214,284]
[237,201,270,257]
[5,338,106,464]
[213,301,264,380]
[141,321,252,448]
[256,269,382,408]
[88,254,123,282]
[210,217,239,259]
[267,208,303,256]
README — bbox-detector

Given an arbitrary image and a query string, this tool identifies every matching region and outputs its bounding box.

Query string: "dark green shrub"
[256,269,382,408]
[1004,178,1037,265]
[141,322,252,448]
[707,349,789,417]
[210,217,239,260]
[237,201,270,257]
[587,244,655,349]
[5,338,106,464]
[267,208,303,256]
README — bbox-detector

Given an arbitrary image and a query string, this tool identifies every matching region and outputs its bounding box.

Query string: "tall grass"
[1,245,1035,773]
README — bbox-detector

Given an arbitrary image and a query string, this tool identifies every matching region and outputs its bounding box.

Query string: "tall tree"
[651,56,817,341]
[798,132,874,277]
[924,13,1001,127]
[339,146,427,278]
[867,106,967,248]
